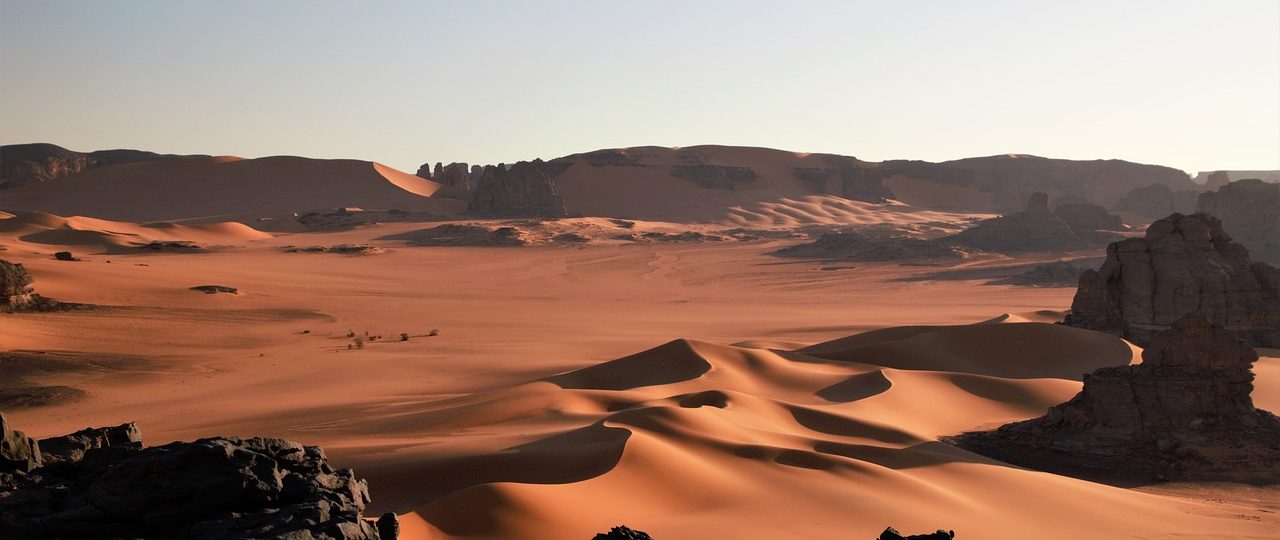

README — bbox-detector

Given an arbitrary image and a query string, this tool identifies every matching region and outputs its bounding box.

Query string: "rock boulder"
[1063,213,1280,347]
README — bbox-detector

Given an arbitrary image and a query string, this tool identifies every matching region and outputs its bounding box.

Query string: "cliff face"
[0,143,199,189]
[952,316,1280,483]
[468,160,568,218]
[1197,179,1280,264]
[1064,213,1280,348]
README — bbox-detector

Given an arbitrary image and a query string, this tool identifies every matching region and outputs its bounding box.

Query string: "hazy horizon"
[2,0,1278,175]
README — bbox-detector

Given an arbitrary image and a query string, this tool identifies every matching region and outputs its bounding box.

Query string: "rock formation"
[0,421,382,539]
[1113,183,1200,221]
[1052,202,1123,234]
[0,143,198,189]
[468,160,568,217]
[991,260,1085,287]
[879,527,955,540]
[398,224,530,247]
[951,316,1280,483]
[0,260,35,311]
[592,525,654,540]
[434,162,474,198]
[1063,213,1280,347]
[414,162,433,179]
[0,413,40,474]
[376,513,399,540]
[1197,179,1279,264]
[791,154,894,202]
[37,422,141,466]
[944,192,1087,252]
[775,231,971,262]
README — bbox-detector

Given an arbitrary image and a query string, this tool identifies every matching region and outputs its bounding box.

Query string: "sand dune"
[0,211,271,253]
[0,156,465,224]
[720,195,989,230]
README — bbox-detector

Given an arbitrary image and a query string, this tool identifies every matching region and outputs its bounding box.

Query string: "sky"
[1,0,1278,175]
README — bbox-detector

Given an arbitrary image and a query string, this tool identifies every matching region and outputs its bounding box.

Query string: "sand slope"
[0,211,270,254]
[0,156,465,224]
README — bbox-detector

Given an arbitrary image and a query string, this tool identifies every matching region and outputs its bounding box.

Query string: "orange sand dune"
[0,211,271,254]
[0,156,465,224]
[1,229,1275,539]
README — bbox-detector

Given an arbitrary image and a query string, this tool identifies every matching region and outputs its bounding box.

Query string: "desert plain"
[1,146,1278,539]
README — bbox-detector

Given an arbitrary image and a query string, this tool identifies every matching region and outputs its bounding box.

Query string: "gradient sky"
[2,0,1278,175]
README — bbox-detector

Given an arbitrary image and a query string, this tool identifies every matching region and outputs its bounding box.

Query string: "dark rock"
[670,164,758,190]
[138,240,201,251]
[38,423,141,466]
[0,412,41,474]
[398,224,529,247]
[1114,183,1200,221]
[190,285,238,294]
[469,160,568,217]
[639,231,726,243]
[0,143,200,189]
[593,525,654,540]
[951,316,1280,483]
[1197,179,1279,264]
[553,233,589,244]
[990,260,1084,287]
[376,512,399,539]
[415,162,433,179]
[434,162,473,198]
[0,424,380,539]
[878,527,955,540]
[0,260,35,311]
[943,192,1087,252]
[792,154,895,203]
[1063,213,1280,347]
[1053,203,1123,233]
[776,231,971,262]
[53,251,75,261]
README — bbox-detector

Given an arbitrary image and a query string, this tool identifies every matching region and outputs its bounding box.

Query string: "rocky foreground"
[0,417,385,539]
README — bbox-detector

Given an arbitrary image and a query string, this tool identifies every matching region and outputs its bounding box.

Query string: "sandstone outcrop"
[0,422,382,539]
[990,260,1085,287]
[792,154,894,202]
[0,260,35,311]
[1196,179,1279,264]
[1052,202,1123,235]
[944,192,1087,252]
[776,231,971,262]
[0,413,40,474]
[0,143,198,189]
[951,316,1280,483]
[1113,183,1200,221]
[1063,213,1280,347]
[468,160,568,217]
[397,224,530,247]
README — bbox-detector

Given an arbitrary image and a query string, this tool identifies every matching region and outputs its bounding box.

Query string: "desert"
[2,3,1278,539]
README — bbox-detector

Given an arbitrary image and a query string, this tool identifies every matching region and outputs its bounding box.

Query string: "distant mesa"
[1113,183,1200,223]
[990,260,1086,287]
[1063,213,1280,348]
[1196,169,1280,188]
[1196,178,1279,264]
[0,143,205,189]
[2,142,1203,225]
[944,192,1087,252]
[951,315,1280,484]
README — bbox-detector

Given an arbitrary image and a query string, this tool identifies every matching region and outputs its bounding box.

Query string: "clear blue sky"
[2,0,1277,175]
